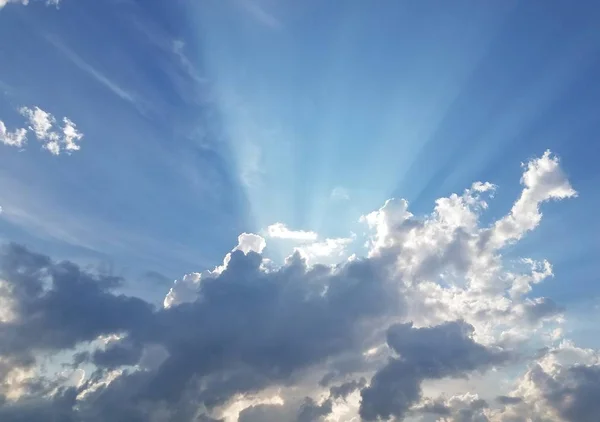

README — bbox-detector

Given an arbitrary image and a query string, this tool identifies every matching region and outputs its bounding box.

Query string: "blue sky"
[1,1,600,421]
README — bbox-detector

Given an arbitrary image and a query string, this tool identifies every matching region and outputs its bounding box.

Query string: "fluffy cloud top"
[19,106,83,155]
[0,120,27,148]
[1,106,83,154]
[0,151,592,421]
[267,223,318,241]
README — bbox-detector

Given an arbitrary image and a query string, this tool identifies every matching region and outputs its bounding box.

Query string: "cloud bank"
[0,151,591,421]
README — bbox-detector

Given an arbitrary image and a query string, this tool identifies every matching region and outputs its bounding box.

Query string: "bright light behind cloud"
[1,1,599,421]
[267,222,318,241]
[0,150,591,421]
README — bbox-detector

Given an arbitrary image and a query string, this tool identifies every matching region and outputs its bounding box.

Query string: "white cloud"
[297,236,354,263]
[267,222,318,241]
[266,223,354,264]
[19,106,83,155]
[357,153,576,348]
[19,106,57,141]
[0,120,27,148]
[235,232,267,254]
[0,0,60,9]
[61,117,83,152]
[0,0,26,8]
[488,150,577,249]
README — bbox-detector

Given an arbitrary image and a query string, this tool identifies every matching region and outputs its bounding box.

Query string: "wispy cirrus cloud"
[44,36,145,113]
[237,0,282,29]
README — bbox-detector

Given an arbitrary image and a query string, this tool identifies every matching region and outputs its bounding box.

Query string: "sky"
[1,0,600,421]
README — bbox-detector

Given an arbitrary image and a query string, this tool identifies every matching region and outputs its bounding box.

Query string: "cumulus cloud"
[489,341,600,422]
[18,106,83,155]
[0,151,588,421]
[359,321,507,421]
[488,150,577,249]
[414,392,489,422]
[0,120,27,148]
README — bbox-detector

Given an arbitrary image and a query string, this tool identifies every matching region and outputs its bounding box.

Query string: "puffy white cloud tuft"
[18,106,83,155]
[489,150,577,249]
[267,223,318,241]
[0,120,27,148]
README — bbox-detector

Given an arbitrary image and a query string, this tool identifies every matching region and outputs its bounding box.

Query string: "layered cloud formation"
[0,151,593,421]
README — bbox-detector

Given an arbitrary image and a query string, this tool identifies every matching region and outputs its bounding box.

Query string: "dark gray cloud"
[238,404,292,422]
[414,398,451,416]
[451,399,489,422]
[92,338,144,369]
[0,242,580,422]
[0,243,402,420]
[534,363,600,422]
[296,397,332,422]
[496,395,523,405]
[414,395,489,422]
[0,243,155,360]
[0,387,77,422]
[136,249,401,406]
[521,297,564,324]
[359,321,507,421]
[329,377,366,399]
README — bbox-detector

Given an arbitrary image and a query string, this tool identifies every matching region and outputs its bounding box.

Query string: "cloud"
[296,397,332,422]
[265,223,354,265]
[0,243,154,360]
[0,0,60,9]
[44,35,142,111]
[18,106,83,155]
[266,223,318,241]
[0,151,586,421]
[359,321,507,421]
[0,240,401,420]
[488,150,577,249]
[0,120,27,148]
[414,393,490,422]
[490,342,600,422]
[163,233,267,308]
[329,377,366,399]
